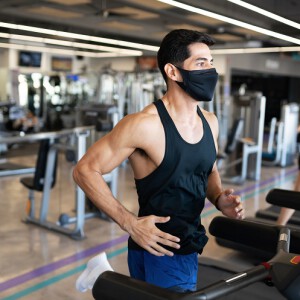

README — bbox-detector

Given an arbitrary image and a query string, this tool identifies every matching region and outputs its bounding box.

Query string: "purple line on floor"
[0,234,128,292]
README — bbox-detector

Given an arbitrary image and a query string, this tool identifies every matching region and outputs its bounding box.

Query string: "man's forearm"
[73,167,136,233]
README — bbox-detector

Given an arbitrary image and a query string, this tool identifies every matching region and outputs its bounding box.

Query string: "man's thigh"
[128,249,198,292]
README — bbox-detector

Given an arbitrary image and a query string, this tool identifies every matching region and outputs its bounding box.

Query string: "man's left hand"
[216,189,244,219]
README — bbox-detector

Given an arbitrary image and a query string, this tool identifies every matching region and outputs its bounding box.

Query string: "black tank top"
[128,99,217,254]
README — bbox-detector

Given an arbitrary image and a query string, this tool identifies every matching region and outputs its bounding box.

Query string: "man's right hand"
[127,215,181,256]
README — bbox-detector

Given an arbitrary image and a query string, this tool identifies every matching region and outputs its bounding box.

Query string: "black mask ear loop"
[174,65,188,91]
[170,64,184,84]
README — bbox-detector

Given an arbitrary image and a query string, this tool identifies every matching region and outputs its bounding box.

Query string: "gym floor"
[0,142,297,300]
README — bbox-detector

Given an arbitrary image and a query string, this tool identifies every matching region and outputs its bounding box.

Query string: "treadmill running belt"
[197,263,285,300]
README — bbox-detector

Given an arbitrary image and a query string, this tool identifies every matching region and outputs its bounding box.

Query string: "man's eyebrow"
[195,57,214,62]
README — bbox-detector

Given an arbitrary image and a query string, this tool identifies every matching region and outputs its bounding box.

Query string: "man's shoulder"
[118,103,160,134]
[115,103,162,149]
[200,107,218,124]
[199,107,219,138]
[125,103,159,124]
[140,102,159,117]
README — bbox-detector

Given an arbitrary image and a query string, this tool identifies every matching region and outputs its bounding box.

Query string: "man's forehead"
[188,43,212,59]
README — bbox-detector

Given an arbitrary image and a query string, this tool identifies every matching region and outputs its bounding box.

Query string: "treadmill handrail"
[267,189,300,211]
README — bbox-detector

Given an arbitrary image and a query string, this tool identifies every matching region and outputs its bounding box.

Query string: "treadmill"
[91,189,300,300]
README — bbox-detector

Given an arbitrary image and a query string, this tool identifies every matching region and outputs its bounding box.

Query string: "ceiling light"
[0,42,142,58]
[0,32,143,55]
[211,46,300,55]
[2,35,299,59]
[228,0,300,30]
[0,22,159,52]
[157,0,300,45]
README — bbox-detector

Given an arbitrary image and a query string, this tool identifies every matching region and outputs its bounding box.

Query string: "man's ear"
[164,63,181,82]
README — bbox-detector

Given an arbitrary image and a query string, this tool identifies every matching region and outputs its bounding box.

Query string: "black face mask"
[175,66,219,102]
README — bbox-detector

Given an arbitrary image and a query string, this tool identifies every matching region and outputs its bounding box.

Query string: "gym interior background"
[0,0,300,299]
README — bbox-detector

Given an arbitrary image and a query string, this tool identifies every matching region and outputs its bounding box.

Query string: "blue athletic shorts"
[127,249,198,292]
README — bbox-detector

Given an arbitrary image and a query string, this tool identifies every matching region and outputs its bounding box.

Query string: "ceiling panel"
[148,31,170,40]
[166,24,207,32]
[125,0,172,10]
[109,6,159,20]
[99,21,144,32]
[211,33,244,42]
[46,0,91,5]
[231,27,265,36]
[27,6,82,18]
[187,14,226,26]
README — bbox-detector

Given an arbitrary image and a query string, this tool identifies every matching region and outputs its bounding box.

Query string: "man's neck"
[161,89,200,124]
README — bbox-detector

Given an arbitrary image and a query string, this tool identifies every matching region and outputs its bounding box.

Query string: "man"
[73,29,244,292]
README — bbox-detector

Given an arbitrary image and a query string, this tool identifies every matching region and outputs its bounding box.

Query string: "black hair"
[157,29,215,83]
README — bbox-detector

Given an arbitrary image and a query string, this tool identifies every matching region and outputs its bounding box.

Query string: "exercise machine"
[0,126,100,240]
[17,126,119,239]
[213,189,300,261]
[91,190,300,300]
[262,117,284,166]
[219,91,266,184]
[0,130,36,177]
[255,187,300,229]
[262,103,299,167]
[280,103,299,167]
[256,208,300,228]
[24,127,92,240]
[217,118,244,169]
